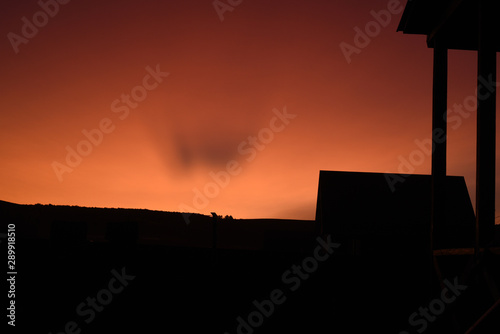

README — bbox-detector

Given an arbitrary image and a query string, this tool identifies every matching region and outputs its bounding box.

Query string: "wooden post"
[431,41,448,250]
[476,0,496,251]
[431,39,448,290]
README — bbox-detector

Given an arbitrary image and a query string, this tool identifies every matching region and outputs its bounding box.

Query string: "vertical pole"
[431,39,448,289]
[476,0,496,252]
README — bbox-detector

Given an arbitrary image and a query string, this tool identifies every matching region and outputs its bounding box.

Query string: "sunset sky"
[1,0,499,220]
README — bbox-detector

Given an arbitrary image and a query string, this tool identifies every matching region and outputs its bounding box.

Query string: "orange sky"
[1,0,499,220]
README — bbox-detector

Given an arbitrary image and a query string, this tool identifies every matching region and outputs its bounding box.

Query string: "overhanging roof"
[397,0,500,51]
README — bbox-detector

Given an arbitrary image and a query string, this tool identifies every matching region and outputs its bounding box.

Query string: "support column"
[430,39,448,294]
[431,41,448,253]
[476,0,496,250]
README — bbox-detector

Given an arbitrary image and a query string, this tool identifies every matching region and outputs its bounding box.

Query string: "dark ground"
[2,201,499,333]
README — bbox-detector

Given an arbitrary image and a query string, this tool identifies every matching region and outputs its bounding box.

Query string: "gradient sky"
[1,0,499,220]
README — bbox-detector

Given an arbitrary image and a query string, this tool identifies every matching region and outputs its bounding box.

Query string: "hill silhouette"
[1,199,329,333]
[0,200,314,250]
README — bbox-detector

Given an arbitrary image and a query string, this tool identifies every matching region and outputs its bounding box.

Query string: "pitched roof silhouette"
[315,171,475,250]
